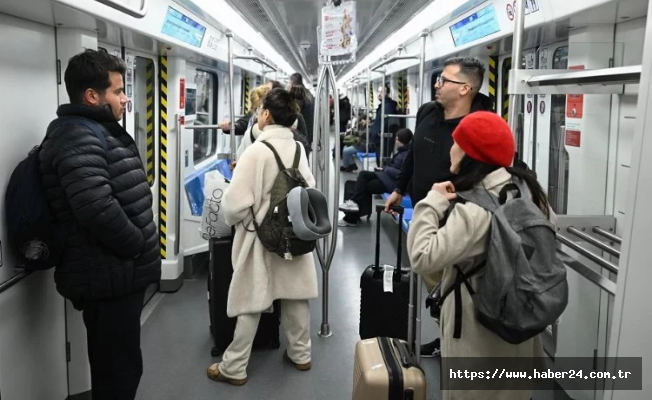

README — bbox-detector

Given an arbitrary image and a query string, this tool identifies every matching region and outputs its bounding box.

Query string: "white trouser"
[218,299,311,380]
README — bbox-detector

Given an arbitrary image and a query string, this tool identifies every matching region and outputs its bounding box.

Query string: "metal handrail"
[96,0,148,18]
[235,55,277,72]
[0,269,32,295]
[593,227,622,244]
[557,234,619,274]
[567,226,620,258]
[183,125,223,130]
[371,55,419,72]
[386,114,416,118]
[557,248,617,295]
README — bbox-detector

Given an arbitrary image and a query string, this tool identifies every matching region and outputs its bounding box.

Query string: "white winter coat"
[223,124,318,317]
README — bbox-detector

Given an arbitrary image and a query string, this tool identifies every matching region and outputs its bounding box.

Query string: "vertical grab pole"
[508,0,525,154]
[408,32,428,348]
[365,68,371,171]
[227,32,236,161]
[379,69,386,167]
[418,31,428,108]
[312,66,327,178]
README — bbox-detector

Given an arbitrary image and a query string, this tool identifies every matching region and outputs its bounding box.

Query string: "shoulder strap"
[260,141,286,170]
[456,187,500,213]
[292,142,301,169]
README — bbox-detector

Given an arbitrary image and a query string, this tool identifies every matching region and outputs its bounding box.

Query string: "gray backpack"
[434,177,568,344]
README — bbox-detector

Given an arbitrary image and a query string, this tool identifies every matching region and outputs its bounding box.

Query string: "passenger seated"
[406,112,552,400]
[339,115,370,172]
[207,88,317,386]
[338,128,413,226]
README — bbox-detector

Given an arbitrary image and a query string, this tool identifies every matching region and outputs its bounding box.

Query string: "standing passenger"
[407,112,551,400]
[288,72,315,156]
[38,49,161,400]
[384,56,492,357]
[207,88,317,385]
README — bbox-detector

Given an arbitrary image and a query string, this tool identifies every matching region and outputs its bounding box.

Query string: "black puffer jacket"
[39,104,161,300]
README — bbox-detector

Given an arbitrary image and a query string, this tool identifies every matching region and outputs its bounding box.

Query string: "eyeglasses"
[436,75,468,87]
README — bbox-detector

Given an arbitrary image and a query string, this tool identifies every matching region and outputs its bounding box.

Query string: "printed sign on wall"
[567,65,585,118]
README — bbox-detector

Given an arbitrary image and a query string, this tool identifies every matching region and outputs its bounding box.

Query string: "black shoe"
[420,338,441,358]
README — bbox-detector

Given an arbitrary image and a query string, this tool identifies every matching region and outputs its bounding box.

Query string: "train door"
[178,66,220,260]
[123,49,160,304]
[535,41,569,212]
[522,48,538,168]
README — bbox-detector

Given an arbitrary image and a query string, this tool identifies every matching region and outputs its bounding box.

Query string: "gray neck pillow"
[287,187,332,241]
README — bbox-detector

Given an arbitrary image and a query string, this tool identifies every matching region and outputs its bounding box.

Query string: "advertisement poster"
[320,1,357,57]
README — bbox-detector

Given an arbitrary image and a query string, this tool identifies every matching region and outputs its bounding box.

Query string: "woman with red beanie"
[407,111,554,400]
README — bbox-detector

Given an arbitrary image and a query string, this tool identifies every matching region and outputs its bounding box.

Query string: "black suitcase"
[207,237,281,357]
[359,204,411,340]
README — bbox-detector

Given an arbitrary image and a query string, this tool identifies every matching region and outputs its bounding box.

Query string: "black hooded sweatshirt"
[395,93,493,206]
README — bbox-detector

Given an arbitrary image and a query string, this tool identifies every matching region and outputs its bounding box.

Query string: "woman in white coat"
[407,111,553,400]
[207,88,318,386]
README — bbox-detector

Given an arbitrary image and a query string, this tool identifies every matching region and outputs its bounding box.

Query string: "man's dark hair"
[384,84,391,95]
[64,49,126,104]
[444,57,485,91]
[396,128,413,145]
[267,80,284,90]
[262,88,299,127]
[290,72,304,86]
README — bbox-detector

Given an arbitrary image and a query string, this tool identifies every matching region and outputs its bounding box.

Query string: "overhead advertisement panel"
[161,6,207,48]
[449,4,501,47]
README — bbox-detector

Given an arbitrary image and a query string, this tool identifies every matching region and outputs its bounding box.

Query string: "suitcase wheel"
[211,347,222,357]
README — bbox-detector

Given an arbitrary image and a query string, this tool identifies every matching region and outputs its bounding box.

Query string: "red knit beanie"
[451,111,515,168]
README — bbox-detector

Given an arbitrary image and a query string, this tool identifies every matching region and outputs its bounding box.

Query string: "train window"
[133,56,156,186]
[192,70,218,165]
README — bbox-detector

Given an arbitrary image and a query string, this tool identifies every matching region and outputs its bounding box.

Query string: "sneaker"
[338,200,359,213]
[420,338,441,358]
[338,218,358,227]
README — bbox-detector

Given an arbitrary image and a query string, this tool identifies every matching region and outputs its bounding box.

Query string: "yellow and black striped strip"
[243,75,250,115]
[488,56,498,113]
[403,72,409,112]
[397,75,404,110]
[159,55,168,259]
[146,59,155,186]
[501,57,512,122]
[370,81,374,110]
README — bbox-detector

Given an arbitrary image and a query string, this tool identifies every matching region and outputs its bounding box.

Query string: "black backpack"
[248,141,315,260]
[5,117,108,271]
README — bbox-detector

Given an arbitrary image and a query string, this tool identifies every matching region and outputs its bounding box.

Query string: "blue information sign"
[162,7,206,48]
[449,4,501,47]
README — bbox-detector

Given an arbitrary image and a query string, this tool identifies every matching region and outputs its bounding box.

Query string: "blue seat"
[401,208,413,233]
[356,151,375,161]
[381,193,412,209]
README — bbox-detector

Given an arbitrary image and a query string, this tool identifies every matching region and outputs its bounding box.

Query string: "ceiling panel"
[223,0,434,84]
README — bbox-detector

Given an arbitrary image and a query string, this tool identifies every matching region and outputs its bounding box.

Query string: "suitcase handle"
[374,204,404,274]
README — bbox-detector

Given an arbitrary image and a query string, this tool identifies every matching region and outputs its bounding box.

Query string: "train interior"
[0,0,651,399]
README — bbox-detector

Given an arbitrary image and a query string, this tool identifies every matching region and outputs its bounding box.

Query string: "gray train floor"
[136,162,558,400]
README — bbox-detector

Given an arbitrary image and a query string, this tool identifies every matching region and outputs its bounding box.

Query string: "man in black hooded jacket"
[384,56,492,357]
[39,49,160,400]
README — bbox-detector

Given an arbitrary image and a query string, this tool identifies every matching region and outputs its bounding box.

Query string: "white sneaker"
[338,200,359,213]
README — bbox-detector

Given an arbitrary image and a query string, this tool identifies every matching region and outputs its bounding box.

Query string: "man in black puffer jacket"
[39,49,160,400]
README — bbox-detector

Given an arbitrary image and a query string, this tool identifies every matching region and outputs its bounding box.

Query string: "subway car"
[0,0,650,399]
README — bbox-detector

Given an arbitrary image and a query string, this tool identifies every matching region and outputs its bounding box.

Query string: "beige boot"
[206,363,248,386]
[283,351,312,371]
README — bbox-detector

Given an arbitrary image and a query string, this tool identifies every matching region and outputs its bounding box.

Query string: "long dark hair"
[453,155,551,219]
[289,72,313,105]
